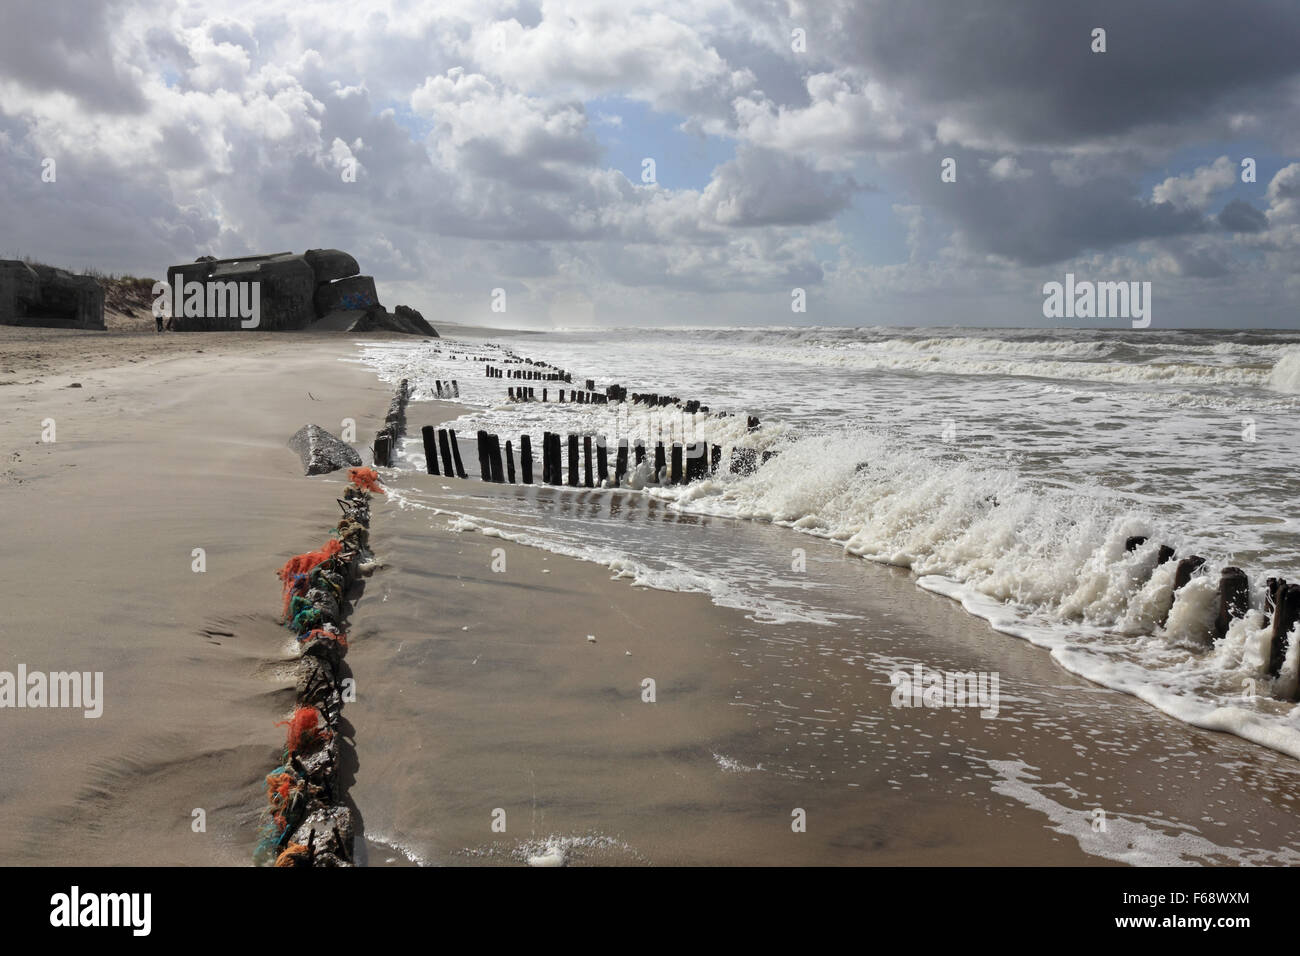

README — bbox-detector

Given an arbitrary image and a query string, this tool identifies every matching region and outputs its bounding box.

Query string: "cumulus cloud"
[986,156,1033,181]
[0,0,1298,325]
[699,146,863,226]
[1152,156,1236,210]
[731,70,917,168]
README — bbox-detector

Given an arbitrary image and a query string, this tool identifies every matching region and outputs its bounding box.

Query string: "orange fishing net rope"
[276,539,344,619]
[347,466,385,494]
[277,705,328,755]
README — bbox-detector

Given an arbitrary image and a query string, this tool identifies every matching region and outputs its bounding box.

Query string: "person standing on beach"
[156,311,164,333]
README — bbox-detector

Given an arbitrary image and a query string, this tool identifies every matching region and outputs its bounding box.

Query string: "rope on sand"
[253,461,386,867]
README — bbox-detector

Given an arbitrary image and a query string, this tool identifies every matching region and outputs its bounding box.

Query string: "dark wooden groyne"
[1117,534,1300,699]
[371,378,410,467]
[419,428,771,490]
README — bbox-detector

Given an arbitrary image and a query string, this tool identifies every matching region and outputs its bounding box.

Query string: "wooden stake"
[520,435,533,484]
[421,425,439,475]
[1213,567,1249,642]
[476,430,492,481]
[448,430,468,478]
[615,439,628,486]
[488,434,505,483]
[438,429,454,476]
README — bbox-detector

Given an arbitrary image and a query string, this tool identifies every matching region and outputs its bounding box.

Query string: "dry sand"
[3,325,1299,866]
[0,327,396,864]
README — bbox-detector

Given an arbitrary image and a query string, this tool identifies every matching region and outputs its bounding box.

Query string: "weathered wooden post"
[520,435,533,484]
[505,440,516,483]
[488,434,505,483]
[583,436,594,487]
[671,443,683,484]
[1266,577,1286,618]
[597,439,609,485]
[421,425,440,475]
[1213,567,1250,642]
[1269,584,1300,677]
[1173,555,1205,591]
[567,434,579,487]
[1160,555,1206,628]
[448,430,468,478]
[615,439,628,486]
[635,440,646,466]
[654,441,666,482]
[476,430,492,481]
[374,433,391,468]
[710,445,722,474]
[438,429,455,476]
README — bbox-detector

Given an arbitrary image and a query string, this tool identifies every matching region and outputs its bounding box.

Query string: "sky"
[1,0,1299,329]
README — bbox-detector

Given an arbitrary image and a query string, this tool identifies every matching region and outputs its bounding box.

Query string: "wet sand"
[349,473,1300,866]
[3,327,1299,866]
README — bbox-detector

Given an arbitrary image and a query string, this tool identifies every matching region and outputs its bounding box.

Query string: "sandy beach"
[3,326,1298,867]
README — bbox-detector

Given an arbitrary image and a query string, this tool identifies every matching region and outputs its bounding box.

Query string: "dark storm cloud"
[0,0,1296,324]
[0,0,149,114]
[895,151,1206,266]
[1218,199,1269,233]
[821,0,1300,146]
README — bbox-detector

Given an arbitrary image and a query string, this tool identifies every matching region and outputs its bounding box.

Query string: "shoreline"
[360,465,1300,866]
[3,332,1299,865]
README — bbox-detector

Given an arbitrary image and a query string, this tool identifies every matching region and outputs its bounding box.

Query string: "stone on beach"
[288,424,362,475]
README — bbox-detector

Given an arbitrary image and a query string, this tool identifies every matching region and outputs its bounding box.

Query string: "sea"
[351,325,1300,764]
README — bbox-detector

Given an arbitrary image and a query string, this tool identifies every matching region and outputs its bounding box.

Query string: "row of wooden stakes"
[371,379,411,468]
[1122,534,1300,695]
[507,386,612,404]
[417,427,773,488]
[484,363,572,382]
